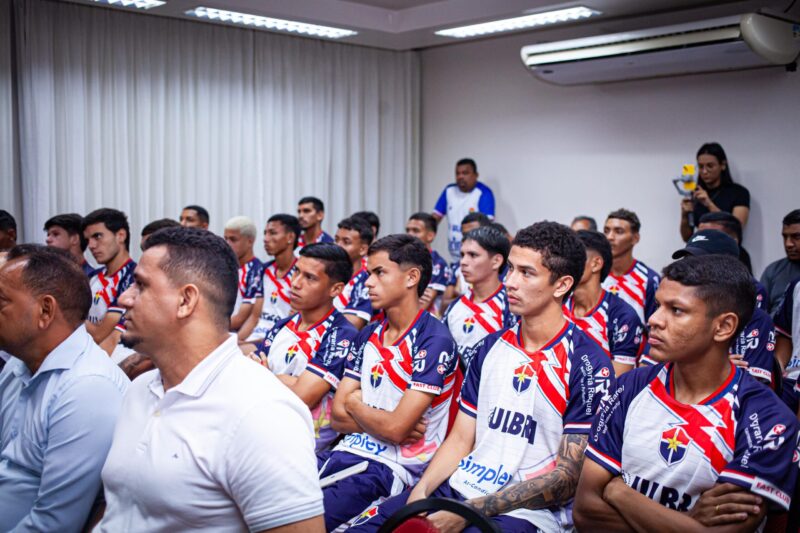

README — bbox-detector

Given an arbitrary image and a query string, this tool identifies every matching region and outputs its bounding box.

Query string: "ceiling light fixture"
[435,6,601,39]
[89,0,166,9]
[184,7,358,39]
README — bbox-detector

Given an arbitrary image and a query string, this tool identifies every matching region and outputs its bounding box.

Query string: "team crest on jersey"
[350,505,379,526]
[369,363,385,388]
[285,345,299,364]
[270,291,278,304]
[93,292,103,305]
[608,285,619,296]
[463,317,475,334]
[512,364,535,394]
[659,426,691,466]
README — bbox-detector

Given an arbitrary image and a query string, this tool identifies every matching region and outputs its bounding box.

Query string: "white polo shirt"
[97,334,323,532]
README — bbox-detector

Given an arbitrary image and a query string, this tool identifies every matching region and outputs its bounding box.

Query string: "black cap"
[672,229,739,259]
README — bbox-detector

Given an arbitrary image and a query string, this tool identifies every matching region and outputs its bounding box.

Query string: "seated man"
[574,254,799,531]
[223,216,264,338]
[334,216,375,330]
[323,234,458,531]
[444,212,492,307]
[348,221,614,532]
[44,213,96,276]
[352,211,381,241]
[297,196,334,250]
[442,226,514,367]
[252,243,359,452]
[405,212,452,316]
[97,228,323,532]
[775,276,800,376]
[0,245,128,531]
[564,230,643,377]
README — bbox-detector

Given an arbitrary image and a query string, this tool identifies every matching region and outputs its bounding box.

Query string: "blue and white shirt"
[442,285,514,366]
[776,277,800,377]
[87,259,136,325]
[433,182,495,263]
[601,259,660,324]
[334,257,373,323]
[246,259,296,342]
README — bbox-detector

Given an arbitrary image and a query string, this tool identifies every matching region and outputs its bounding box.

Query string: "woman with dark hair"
[680,142,751,241]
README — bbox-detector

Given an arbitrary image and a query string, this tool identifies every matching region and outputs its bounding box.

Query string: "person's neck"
[15,323,75,375]
[611,252,635,276]
[571,280,603,317]
[351,256,364,276]
[105,249,130,275]
[304,226,322,243]
[149,326,230,391]
[299,304,334,331]
[70,247,85,265]
[383,295,422,345]
[671,347,732,404]
[519,302,567,352]
[274,247,295,274]
[239,250,255,266]
[703,178,721,190]
[471,274,502,302]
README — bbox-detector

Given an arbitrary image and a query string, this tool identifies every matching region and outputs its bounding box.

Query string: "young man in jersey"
[82,208,136,346]
[432,158,495,263]
[251,243,359,453]
[322,234,458,531]
[602,209,660,325]
[574,254,799,531]
[348,221,614,533]
[241,214,301,352]
[442,226,513,367]
[44,213,95,276]
[352,211,381,241]
[405,212,452,316]
[564,230,643,377]
[297,197,334,250]
[775,276,800,376]
[443,212,492,308]
[179,205,209,230]
[761,209,800,316]
[334,216,374,330]
[0,210,16,252]
[224,216,263,337]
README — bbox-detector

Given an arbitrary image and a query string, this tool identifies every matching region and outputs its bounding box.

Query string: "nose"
[118,285,136,310]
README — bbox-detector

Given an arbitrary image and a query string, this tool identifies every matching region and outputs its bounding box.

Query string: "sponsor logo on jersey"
[488,407,537,444]
[457,454,514,488]
[614,324,630,344]
[512,363,535,394]
[660,426,691,466]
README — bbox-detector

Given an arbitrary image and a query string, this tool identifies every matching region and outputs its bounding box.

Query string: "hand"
[602,476,629,505]
[401,417,429,445]
[693,188,713,208]
[427,510,467,533]
[681,197,694,214]
[688,483,761,527]
[345,388,363,412]
[729,353,749,369]
[248,350,269,368]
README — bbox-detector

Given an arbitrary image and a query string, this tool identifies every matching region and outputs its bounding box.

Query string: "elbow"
[572,496,598,533]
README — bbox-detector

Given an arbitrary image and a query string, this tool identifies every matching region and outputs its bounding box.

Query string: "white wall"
[420,31,800,276]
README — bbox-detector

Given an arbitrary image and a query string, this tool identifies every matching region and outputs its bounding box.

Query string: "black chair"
[378,497,501,533]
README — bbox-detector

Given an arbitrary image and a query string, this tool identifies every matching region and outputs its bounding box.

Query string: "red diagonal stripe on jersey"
[460,295,499,334]
[504,329,568,415]
[611,275,645,308]
[264,263,293,304]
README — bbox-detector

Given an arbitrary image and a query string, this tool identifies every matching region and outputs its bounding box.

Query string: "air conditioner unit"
[520,13,800,85]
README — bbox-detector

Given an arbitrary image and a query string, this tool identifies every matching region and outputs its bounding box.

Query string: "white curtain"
[0,0,20,223]
[13,0,420,253]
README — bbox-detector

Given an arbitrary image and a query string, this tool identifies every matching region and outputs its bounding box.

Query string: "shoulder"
[570,326,610,359]
[329,311,359,339]
[736,371,797,429]
[608,293,639,318]
[635,260,660,280]
[475,182,493,194]
[67,341,130,393]
[616,364,664,398]
[727,182,750,196]
[419,311,456,341]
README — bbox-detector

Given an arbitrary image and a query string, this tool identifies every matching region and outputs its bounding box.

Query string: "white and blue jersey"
[601,259,661,324]
[239,257,264,305]
[296,231,334,250]
[433,182,495,263]
[776,277,800,377]
[257,309,358,451]
[334,258,373,323]
[246,259,295,342]
[335,310,458,484]
[451,322,613,530]
[586,363,799,513]
[442,285,515,367]
[730,308,777,385]
[427,249,452,317]
[564,290,644,368]
[754,277,769,311]
[87,259,136,325]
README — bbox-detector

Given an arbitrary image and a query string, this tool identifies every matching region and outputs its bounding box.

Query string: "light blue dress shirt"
[0,325,129,532]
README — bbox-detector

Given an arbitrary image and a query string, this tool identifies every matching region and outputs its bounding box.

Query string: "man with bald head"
[0,245,128,531]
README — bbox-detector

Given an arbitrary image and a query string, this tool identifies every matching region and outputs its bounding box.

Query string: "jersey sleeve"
[343,324,374,381]
[739,312,777,385]
[564,337,616,434]
[774,279,797,339]
[643,272,661,322]
[108,269,135,314]
[477,184,495,218]
[755,281,770,311]
[433,187,448,217]
[458,333,501,417]
[255,317,290,359]
[306,324,359,390]
[609,303,644,367]
[719,392,799,511]
[342,284,373,322]
[429,257,450,292]
[242,266,264,303]
[408,332,457,396]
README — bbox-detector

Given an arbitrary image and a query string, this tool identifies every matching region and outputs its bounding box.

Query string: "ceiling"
[62,0,793,50]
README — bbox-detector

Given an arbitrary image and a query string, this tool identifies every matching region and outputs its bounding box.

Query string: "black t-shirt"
[692,182,751,225]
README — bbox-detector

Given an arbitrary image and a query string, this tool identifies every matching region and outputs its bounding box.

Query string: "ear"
[115,229,127,246]
[406,266,422,291]
[69,233,80,248]
[490,253,503,272]
[358,242,369,258]
[632,232,640,246]
[329,281,345,299]
[8,228,16,241]
[589,254,603,275]
[176,284,201,320]
[37,295,58,330]
[553,275,574,299]
[711,311,739,344]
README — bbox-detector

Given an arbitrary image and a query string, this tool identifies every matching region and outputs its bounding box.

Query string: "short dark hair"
[352,211,380,237]
[463,226,511,272]
[456,158,477,173]
[267,214,302,248]
[300,243,353,285]
[143,227,239,328]
[142,218,181,238]
[0,210,16,232]
[409,212,438,234]
[82,208,131,250]
[662,254,754,336]
[338,216,374,245]
[512,221,586,297]
[461,212,491,226]
[5,244,91,325]
[368,234,432,297]
[298,196,324,212]
[698,212,742,243]
[606,208,641,234]
[182,205,210,225]
[783,209,800,227]
[576,230,612,282]
[571,215,598,232]
[486,221,510,238]
[44,213,87,251]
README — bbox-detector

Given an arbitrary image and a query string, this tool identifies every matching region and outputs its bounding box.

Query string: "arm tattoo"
[468,433,588,517]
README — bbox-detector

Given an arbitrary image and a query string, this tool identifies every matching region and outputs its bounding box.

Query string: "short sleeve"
[609,303,644,367]
[584,371,640,475]
[564,337,615,434]
[477,184,495,218]
[243,268,263,302]
[256,317,291,359]
[429,257,450,292]
[306,324,359,389]
[344,325,375,380]
[731,185,751,209]
[342,284,373,322]
[433,188,448,217]
[736,312,776,384]
[408,333,457,396]
[755,281,770,311]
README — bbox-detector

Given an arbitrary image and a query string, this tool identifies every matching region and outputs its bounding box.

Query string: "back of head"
[513,221,586,297]
[784,209,800,227]
[298,196,325,212]
[698,211,742,243]
[662,254,754,335]
[463,226,511,270]
[352,211,380,237]
[300,243,353,285]
[461,212,491,227]
[183,205,210,225]
[6,244,91,326]
[606,208,641,234]
[368,234,432,297]
[224,215,257,240]
[142,218,181,238]
[143,227,239,327]
[44,213,86,250]
[0,210,16,232]
[268,213,302,246]
[338,216,374,245]
[409,212,438,234]
[82,208,131,250]
[576,230,612,281]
